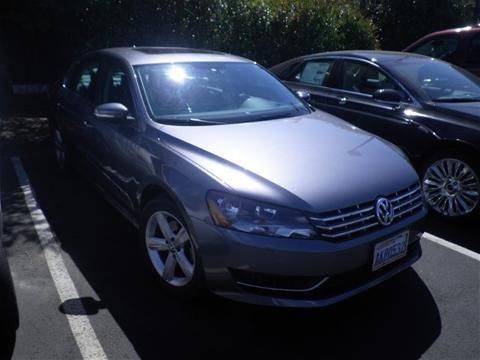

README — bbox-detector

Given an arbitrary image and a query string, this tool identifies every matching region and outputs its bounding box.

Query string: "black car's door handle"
[83,120,94,128]
[337,96,347,105]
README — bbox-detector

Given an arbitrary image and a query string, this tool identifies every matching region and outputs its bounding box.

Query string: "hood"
[432,102,480,124]
[159,111,419,213]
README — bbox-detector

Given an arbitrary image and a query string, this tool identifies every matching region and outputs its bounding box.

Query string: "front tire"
[421,151,480,219]
[139,197,204,296]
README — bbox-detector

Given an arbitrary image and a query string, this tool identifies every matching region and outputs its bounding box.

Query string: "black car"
[271,51,480,219]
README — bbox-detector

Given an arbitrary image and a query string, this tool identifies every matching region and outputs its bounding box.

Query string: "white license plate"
[372,232,409,271]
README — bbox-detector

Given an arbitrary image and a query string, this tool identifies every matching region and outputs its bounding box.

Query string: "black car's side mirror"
[296,90,311,102]
[372,89,405,103]
[94,103,129,120]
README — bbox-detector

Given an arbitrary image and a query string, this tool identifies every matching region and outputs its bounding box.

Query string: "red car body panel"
[404,25,480,77]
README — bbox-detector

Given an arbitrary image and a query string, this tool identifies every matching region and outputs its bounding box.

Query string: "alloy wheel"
[145,211,196,287]
[422,158,480,217]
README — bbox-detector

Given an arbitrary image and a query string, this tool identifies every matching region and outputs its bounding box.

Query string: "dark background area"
[0,0,479,86]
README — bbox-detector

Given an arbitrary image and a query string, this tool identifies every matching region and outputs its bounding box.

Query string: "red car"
[404,24,480,77]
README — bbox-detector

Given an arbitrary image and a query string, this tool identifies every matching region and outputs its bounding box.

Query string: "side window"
[102,64,134,111]
[466,34,480,64]
[272,61,302,80]
[64,63,79,90]
[338,61,403,96]
[290,60,334,86]
[411,36,459,59]
[72,61,100,101]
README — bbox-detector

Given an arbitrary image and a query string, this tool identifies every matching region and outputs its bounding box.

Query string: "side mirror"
[94,103,129,119]
[373,89,405,103]
[296,90,311,102]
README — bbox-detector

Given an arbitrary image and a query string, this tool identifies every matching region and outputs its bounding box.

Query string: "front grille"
[309,183,423,242]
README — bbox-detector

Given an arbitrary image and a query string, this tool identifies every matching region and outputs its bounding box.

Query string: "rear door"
[55,57,105,173]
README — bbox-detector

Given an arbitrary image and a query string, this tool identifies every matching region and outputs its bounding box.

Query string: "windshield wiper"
[156,117,223,125]
[258,111,298,121]
[432,97,480,103]
[183,118,223,125]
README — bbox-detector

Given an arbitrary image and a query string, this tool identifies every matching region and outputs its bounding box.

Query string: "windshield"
[135,62,309,124]
[388,59,480,102]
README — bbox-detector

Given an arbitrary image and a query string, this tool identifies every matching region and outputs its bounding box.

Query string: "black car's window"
[410,35,459,60]
[387,60,480,102]
[290,60,334,86]
[272,61,302,80]
[72,61,100,102]
[135,62,309,125]
[102,64,134,111]
[337,60,403,96]
[64,63,79,91]
[466,34,480,64]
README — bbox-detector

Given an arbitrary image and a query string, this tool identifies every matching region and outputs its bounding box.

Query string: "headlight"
[207,191,317,239]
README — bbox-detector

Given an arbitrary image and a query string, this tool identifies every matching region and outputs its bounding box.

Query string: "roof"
[403,25,480,51]
[300,50,431,63]
[422,24,480,37]
[94,47,251,66]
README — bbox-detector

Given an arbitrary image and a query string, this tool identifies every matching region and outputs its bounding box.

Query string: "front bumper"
[190,208,425,307]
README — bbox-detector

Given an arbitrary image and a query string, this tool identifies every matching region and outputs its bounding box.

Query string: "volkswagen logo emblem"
[376,197,394,226]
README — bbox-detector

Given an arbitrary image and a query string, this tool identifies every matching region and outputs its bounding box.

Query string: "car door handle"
[83,120,94,128]
[337,97,347,105]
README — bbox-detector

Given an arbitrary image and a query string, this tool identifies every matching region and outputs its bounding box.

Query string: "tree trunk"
[475,0,480,23]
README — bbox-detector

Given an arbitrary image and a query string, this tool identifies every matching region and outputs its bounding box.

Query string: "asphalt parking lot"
[1,116,479,360]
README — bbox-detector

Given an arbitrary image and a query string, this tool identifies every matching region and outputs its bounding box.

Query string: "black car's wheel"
[52,127,70,171]
[0,243,18,359]
[49,118,73,172]
[139,197,205,296]
[421,151,480,219]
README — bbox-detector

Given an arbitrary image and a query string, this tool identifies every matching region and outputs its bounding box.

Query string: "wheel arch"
[421,139,479,164]
[137,182,202,250]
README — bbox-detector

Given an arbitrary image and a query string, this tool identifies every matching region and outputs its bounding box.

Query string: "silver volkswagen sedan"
[50,47,426,307]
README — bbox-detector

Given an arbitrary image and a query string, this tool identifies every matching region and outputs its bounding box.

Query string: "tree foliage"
[0,0,477,82]
[354,0,476,49]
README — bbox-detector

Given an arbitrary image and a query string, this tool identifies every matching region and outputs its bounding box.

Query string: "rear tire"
[420,150,480,220]
[139,196,205,296]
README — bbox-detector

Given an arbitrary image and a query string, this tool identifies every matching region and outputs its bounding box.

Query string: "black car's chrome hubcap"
[423,158,480,217]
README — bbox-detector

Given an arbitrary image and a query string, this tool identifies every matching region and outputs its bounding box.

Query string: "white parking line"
[11,157,108,360]
[422,232,480,262]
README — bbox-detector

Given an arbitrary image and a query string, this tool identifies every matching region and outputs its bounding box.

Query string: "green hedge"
[2,0,378,81]
[354,0,476,49]
[72,0,378,66]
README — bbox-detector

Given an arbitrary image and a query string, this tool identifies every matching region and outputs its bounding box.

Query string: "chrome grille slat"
[393,194,423,211]
[319,222,379,238]
[389,186,421,203]
[393,202,423,219]
[310,206,374,222]
[314,214,376,231]
[309,183,424,242]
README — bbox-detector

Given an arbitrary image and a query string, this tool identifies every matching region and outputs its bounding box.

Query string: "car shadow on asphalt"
[1,133,441,360]
[423,216,480,254]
